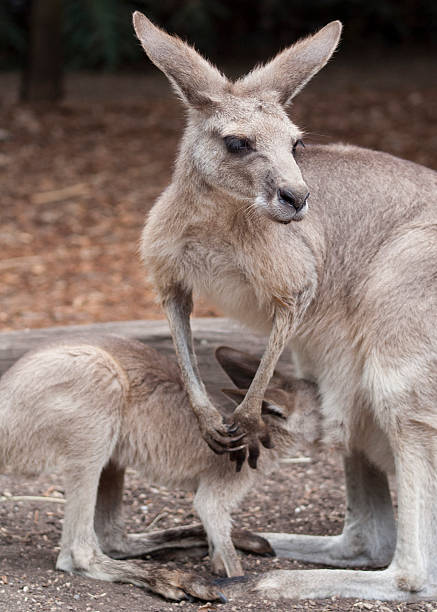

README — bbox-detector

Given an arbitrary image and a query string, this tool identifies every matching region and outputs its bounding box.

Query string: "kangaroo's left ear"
[234,21,342,106]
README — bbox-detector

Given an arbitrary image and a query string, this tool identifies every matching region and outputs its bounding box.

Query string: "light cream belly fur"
[290,336,395,474]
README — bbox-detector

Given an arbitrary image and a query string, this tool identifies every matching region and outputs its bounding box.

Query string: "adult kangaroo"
[133,12,437,601]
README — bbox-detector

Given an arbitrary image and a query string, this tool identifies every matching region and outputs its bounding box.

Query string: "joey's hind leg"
[95,463,212,558]
[94,461,129,555]
[59,465,221,601]
[95,465,271,566]
[263,451,396,568]
[110,524,274,561]
[194,484,243,578]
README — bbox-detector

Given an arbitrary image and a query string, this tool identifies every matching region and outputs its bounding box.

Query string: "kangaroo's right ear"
[133,12,228,109]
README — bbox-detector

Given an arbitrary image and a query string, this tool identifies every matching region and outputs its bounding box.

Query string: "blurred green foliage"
[1,0,436,70]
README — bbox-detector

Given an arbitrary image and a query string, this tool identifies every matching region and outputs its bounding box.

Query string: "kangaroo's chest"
[182,238,273,333]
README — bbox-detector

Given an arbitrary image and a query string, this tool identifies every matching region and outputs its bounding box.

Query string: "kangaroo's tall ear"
[133,12,228,109]
[215,346,287,389]
[234,21,342,106]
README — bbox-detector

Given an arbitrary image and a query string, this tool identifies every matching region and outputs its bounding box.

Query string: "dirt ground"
[0,53,437,611]
[0,449,429,612]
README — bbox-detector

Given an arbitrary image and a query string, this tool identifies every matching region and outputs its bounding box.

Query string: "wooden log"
[0,318,293,410]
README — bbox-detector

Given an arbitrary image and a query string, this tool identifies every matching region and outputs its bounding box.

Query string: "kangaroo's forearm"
[237,308,294,417]
[163,286,209,412]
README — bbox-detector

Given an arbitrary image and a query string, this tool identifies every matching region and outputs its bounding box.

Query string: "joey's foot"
[148,567,227,602]
[211,550,244,578]
[229,408,273,471]
[197,409,246,455]
[232,529,275,557]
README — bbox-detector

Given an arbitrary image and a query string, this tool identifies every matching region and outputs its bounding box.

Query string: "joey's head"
[133,12,342,224]
[215,346,322,451]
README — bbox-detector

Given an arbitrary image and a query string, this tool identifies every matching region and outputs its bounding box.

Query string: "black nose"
[277,189,309,213]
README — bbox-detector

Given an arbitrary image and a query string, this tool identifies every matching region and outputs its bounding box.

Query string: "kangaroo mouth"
[269,200,309,224]
[253,195,309,224]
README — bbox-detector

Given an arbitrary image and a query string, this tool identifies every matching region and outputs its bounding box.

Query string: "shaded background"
[2,0,437,73]
[1,0,436,331]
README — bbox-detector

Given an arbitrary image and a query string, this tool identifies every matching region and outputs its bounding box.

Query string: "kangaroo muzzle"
[271,187,310,224]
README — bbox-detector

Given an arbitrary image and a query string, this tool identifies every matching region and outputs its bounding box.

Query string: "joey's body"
[134,11,437,601]
[0,335,316,598]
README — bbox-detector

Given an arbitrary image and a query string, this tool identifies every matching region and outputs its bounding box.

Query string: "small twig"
[146,511,168,530]
[0,495,65,504]
[279,456,312,464]
[130,511,168,537]
[31,182,89,205]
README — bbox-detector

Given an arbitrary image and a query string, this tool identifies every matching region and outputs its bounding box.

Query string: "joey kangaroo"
[133,12,437,601]
[0,335,319,600]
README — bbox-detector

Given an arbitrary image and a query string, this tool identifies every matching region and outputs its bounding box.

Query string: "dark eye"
[261,401,287,420]
[292,139,305,156]
[224,136,253,154]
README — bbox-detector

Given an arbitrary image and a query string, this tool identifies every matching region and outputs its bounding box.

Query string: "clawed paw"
[198,412,247,455]
[229,413,274,471]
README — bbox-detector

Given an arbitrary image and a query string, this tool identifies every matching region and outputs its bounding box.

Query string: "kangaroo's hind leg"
[262,450,396,568]
[220,395,437,601]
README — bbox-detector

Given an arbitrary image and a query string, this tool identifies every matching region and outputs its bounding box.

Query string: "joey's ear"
[221,387,287,420]
[216,346,262,389]
[221,387,246,404]
[234,21,342,106]
[133,11,228,108]
[216,345,287,389]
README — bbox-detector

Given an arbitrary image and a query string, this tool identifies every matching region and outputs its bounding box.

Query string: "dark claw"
[206,429,247,455]
[205,438,228,455]
[230,432,246,443]
[226,423,239,434]
[248,443,260,470]
[224,444,247,453]
[235,448,246,472]
[260,430,274,449]
[213,429,246,444]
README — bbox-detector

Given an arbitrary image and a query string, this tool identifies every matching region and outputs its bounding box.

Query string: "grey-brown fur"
[0,335,319,599]
[133,12,437,600]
